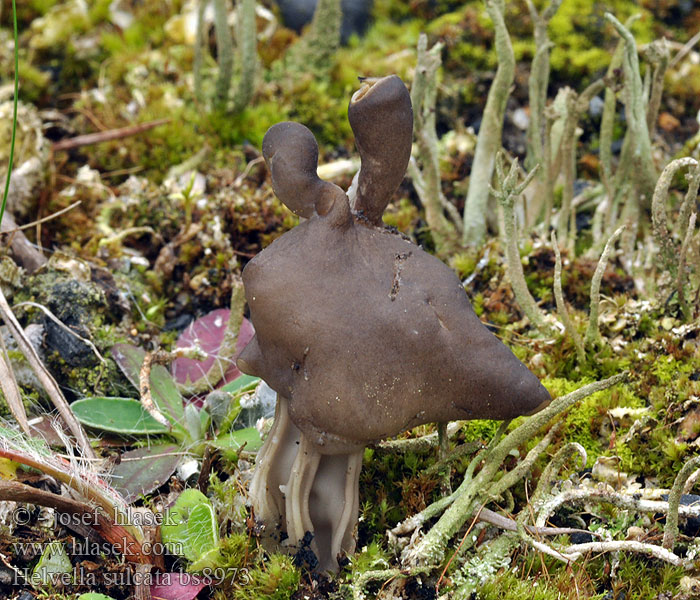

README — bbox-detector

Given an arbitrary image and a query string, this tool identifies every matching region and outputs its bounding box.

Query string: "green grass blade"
[0,0,19,226]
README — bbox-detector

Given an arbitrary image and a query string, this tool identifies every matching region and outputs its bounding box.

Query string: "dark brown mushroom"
[347,75,414,224]
[238,75,551,571]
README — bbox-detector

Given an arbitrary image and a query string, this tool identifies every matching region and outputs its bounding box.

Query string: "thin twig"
[535,486,700,529]
[0,286,95,458]
[52,119,170,151]
[0,201,82,233]
[0,479,154,565]
[0,333,29,435]
[374,422,464,454]
[139,350,185,428]
[563,540,683,566]
[669,29,700,68]
[13,301,106,364]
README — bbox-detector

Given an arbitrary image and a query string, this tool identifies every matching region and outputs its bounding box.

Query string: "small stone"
[177,458,200,485]
[658,111,680,132]
[511,107,529,131]
[588,95,604,117]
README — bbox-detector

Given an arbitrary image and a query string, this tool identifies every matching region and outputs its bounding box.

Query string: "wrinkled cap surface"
[238,212,551,454]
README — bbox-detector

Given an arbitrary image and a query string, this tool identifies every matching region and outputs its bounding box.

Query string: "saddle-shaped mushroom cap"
[239,74,551,572]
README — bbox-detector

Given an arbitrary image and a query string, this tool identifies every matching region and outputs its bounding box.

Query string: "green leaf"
[187,503,219,556]
[150,362,186,423]
[189,545,224,572]
[71,397,170,435]
[110,444,181,502]
[111,343,143,388]
[161,489,219,562]
[184,403,206,441]
[220,374,260,394]
[78,595,117,600]
[112,343,185,424]
[31,541,72,588]
[210,427,262,452]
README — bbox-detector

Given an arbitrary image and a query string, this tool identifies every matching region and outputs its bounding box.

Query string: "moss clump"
[541,379,644,467]
[219,553,300,600]
[549,1,654,76]
[450,251,478,280]
[11,262,133,400]
[476,566,597,600]
[477,548,685,600]
[382,198,420,234]
[460,419,502,446]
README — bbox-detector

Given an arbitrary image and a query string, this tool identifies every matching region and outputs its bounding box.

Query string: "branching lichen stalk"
[677,212,697,321]
[492,154,553,335]
[563,540,683,566]
[282,0,341,77]
[605,13,657,204]
[488,422,560,500]
[529,442,587,507]
[462,0,515,247]
[193,0,207,104]
[551,232,586,363]
[401,373,626,567]
[524,0,561,172]
[663,455,700,550]
[599,37,626,201]
[556,88,578,250]
[678,161,700,238]
[213,0,234,108]
[231,0,257,112]
[644,39,670,136]
[536,484,700,529]
[410,34,457,254]
[585,225,624,347]
[548,80,603,250]
[651,157,698,277]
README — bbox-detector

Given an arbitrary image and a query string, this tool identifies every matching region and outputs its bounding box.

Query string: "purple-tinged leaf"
[110,444,182,503]
[171,311,254,389]
[112,343,144,390]
[149,572,206,600]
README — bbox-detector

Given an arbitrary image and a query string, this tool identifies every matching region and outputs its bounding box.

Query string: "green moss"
[471,292,485,317]
[478,548,686,600]
[490,310,511,326]
[349,541,391,576]
[336,16,422,84]
[650,353,696,385]
[214,533,250,571]
[460,419,501,445]
[382,198,420,234]
[229,554,300,600]
[209,101,289,149]
[17,58,51,102]
[548,0,654,80]
[451,251,478,280]
[476,567,599,600]
[541,379,644,467]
